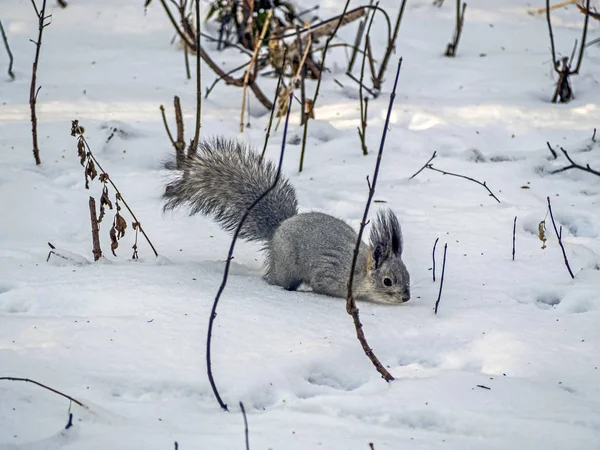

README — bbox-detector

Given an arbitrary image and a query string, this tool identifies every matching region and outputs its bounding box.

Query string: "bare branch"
[0,377,87,409]
[434,243,448,314]
[546,197,575,279]
[0,20,15,80]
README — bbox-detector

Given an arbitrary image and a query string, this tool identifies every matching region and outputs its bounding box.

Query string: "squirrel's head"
[366,209,410,305]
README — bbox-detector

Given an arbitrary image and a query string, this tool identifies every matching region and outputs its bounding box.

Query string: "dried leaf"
[115,213,127,239]
[84,160,98,189]
[110,224,118,256]
[99,173,109,183]
[99,186,113,223]
[132,221,140,231]
[77,140,86,165]
[538,220,547,249]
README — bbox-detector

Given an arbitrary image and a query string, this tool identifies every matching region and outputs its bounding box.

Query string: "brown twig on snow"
[189,0,202,158]
[409,151,438,179]
[373,0,407,92]
[348,0,373,73]
[433,243,448,314]
[299,0,351,173]
[546,197,575,279]
[356,6,378,156]
[545,0,590,103]
[260,48,287,161]
[432,237,439,281]
[410,154,501,203]
[29,0,50,166]
[206,93,294,411]
[550,145,600,177]
[159,97,186,168]
[71,121,159,258]
[0,20,15,80]
[346,58,403,384]
[445,0,467,57]
[0,377,88,409]
[577,3,600,21]
[240,402,250,450]
[89,197,103,261]
[205,61,250,99]
[512,216,517,261]
[240,9,273,132]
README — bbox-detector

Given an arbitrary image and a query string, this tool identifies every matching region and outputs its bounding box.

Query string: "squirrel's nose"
[401,289,410,302]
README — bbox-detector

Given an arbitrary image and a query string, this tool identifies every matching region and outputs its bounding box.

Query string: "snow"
[1,0,600,448]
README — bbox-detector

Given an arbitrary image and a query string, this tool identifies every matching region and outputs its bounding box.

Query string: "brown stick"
[346,58,403,384]
[189,0,202,157]
[240,9,273,132]
[89,196,103,261]
[30,0,49,166]
[160,104,176,148]
[373,0,407,91]
[572,0,590,74]
[0,377,87,409]
[0,20,15,80]
[173,96,185,167]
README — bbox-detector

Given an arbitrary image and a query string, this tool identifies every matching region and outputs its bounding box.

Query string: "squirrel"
[163,138,410,304]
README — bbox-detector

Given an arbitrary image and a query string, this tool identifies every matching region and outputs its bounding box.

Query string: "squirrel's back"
[163,138,298,242]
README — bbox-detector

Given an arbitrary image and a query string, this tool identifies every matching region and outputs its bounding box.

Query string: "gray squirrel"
[163,138,410,304]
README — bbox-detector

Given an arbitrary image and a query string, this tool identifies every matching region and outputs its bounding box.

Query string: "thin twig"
[421,165,501,203]
[299,0,351,173]
[434,243,448,314]
[432,237,439,281]
[546,0,559,74]
[346,57,403,383]
[374,0,407,91]
[261,50,287,161]
[347,0,372,73]
[546,142,558,159]
[0,377,87,409]
[160,105,176,148]
[189,0,202,157]
[409,151,438,179]
[546,197,575,279]
[240,9,273,132]
[30,0,49,165]
[512,216,517,261]
[345,71,378,98]
[240,402,250,450]
[206,93,294,411]
[357,7,378,156]
[174,96,185,167]
[550,146,600,177]
[0,20,15,80]
[572,0,590,74]
[89,197,102,261]
[205,61,250,99]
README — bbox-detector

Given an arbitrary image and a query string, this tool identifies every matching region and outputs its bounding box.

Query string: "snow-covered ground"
[1,0,600,448]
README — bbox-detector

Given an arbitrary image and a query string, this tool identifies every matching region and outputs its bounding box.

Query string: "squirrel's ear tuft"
[370,209,403,264]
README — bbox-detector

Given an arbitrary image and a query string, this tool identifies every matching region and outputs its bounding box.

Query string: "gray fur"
[163,138,410,304]
[164,138,298,242]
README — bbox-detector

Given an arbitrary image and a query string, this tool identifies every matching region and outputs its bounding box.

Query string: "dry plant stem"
[572,0,590,74]
[240,9,273,133]
[299,0,351,173]
[426,165,500,203]
[374,0,407,91]
[409,151,437,179]
[546,197,575,279]
[158,0,273,110]
[240,402,250,450]
[551,146,600,177]
[346,57,403,383]
[184,44,191,79]
[30,0,49,166]
[432,237,439,282]
[295,26,307,126]
[0,377,87,409]
[89,197,103,261]
[346,72,378,97]
[347,0,372,73]
[173,96,185,167]
[512,216,517,261]
[78,134,159,257]
[189,0,202,157]
[357,8,378,156]
[206,93,294,411]
[0,20,15,80]
[445,0,466,57]
[546,142,558,159]
[434,243,448,314]
[260,55,286,161]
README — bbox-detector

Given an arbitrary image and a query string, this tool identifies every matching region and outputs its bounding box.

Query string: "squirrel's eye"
[383,277,393,287]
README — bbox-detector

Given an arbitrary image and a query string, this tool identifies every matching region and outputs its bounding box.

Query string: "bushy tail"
[163,138,298,242]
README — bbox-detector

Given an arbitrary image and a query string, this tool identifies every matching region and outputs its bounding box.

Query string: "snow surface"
[1,0,600,448]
